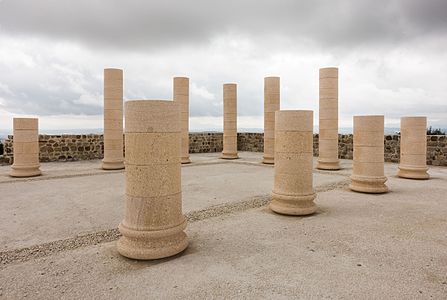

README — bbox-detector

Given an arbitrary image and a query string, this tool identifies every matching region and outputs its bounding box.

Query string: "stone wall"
[1,134,105,164]
[189,133,223,153]
[1,133,446,166]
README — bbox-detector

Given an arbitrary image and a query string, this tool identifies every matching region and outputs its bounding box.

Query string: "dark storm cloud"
[1,0,446,51]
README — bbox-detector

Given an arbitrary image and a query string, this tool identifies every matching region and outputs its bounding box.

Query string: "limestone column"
[263,77,280,164]
[10,118,41,177]
[173,77,191,164]
[117,100,188,260]
[102,68,124,170]
[270,110,317,215]
[317,67,340,170]
[350,115,388,193]
[398,116,429,179]
[221,83,238,159]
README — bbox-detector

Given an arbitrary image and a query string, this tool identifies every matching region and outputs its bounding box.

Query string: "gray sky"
[0,0,446,131]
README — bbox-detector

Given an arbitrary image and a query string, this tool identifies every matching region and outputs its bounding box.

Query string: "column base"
[316,159,341,170]
[270,191,317,216]
[102,160,125,170]
[397,165,429,180]
[181,157,191,164]
[117,219,188,260]
[221,152,239,159]
[262,156,274,164]
[349,175,388,194]
[9,164,41,178]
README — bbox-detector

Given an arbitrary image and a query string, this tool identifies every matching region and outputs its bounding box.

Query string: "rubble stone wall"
[1,133,446,166]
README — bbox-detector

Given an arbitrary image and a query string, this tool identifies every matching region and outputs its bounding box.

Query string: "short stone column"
[263,77,280,164]
[317,67,340,170]
[10,118,41,177]
[350,115,388,193]
[117,100,188,260]
[270,110,317,215]
[398,116,429,179]
[173,77,191,164]
[221,83,238,159]
[102,68,124,170]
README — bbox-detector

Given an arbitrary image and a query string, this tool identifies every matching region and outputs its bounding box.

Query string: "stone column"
[221,83,238,159]
[317,67,340,170]
[398,116,429,179]
[10,118,41,177]
[117,100,188,260]
[173,77,191,164]
[270,110,317,215]
[263,77,280,164]
[350,115,388,193]
[102,68,124,170]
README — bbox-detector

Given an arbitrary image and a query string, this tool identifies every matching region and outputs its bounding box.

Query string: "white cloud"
[0,0,446,132]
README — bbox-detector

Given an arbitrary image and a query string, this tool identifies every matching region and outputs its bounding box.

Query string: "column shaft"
[270,110,317,215]
[10,118,41,177]
[317,67,340,170]
[398,116,429,179]
[263,77,280,164]
[222,83,238,159]
[102,68,124,170]
[117,100,188,260]
[173,77,191,164]
[350,115,388,193]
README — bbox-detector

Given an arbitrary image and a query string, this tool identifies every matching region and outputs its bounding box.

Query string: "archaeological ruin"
[270,110,317,215]
[102,68,124,170]
[117,100,188,259]
[221,83,239,159]
[173,77,191,164]
[350,115,389,193]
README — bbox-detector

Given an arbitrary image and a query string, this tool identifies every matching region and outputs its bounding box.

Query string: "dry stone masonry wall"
[1,133,446,166]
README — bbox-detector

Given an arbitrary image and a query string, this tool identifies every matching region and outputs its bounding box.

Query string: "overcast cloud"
[0,0,446,131]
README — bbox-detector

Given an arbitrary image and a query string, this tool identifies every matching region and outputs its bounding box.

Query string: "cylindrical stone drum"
[270,110,317,215]
[10,118,41,177]
[173,77,191,164]
[117,100,188,260]
[102,68,124,170]
[317,67,340,170]
[222,83,238,159]
[263,77,280,164]
[398,116,429,179]
[350,115,388,193]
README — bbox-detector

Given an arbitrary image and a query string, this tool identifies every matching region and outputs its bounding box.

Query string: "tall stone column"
[350,115,388,193]
[221,83,238,159]
[317,67,340,170]
[117,100,188,260]
[270,110,317,215]
[10,118,41,177]
[263,77,280,164]
[398,116,429,179]
[102,68,124,170]
[173,77,191,164]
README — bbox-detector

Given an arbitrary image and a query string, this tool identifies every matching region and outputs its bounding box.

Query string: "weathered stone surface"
[263,77,280,164]
[173,77,191,164]
[270,110,317,216]
[350,115,388,194]
[9,118,41,177]
[398,117,429,179]
[117,100,188,260]
[102,68,124,170]
[222,83,238,159]
[317,67,340,170]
